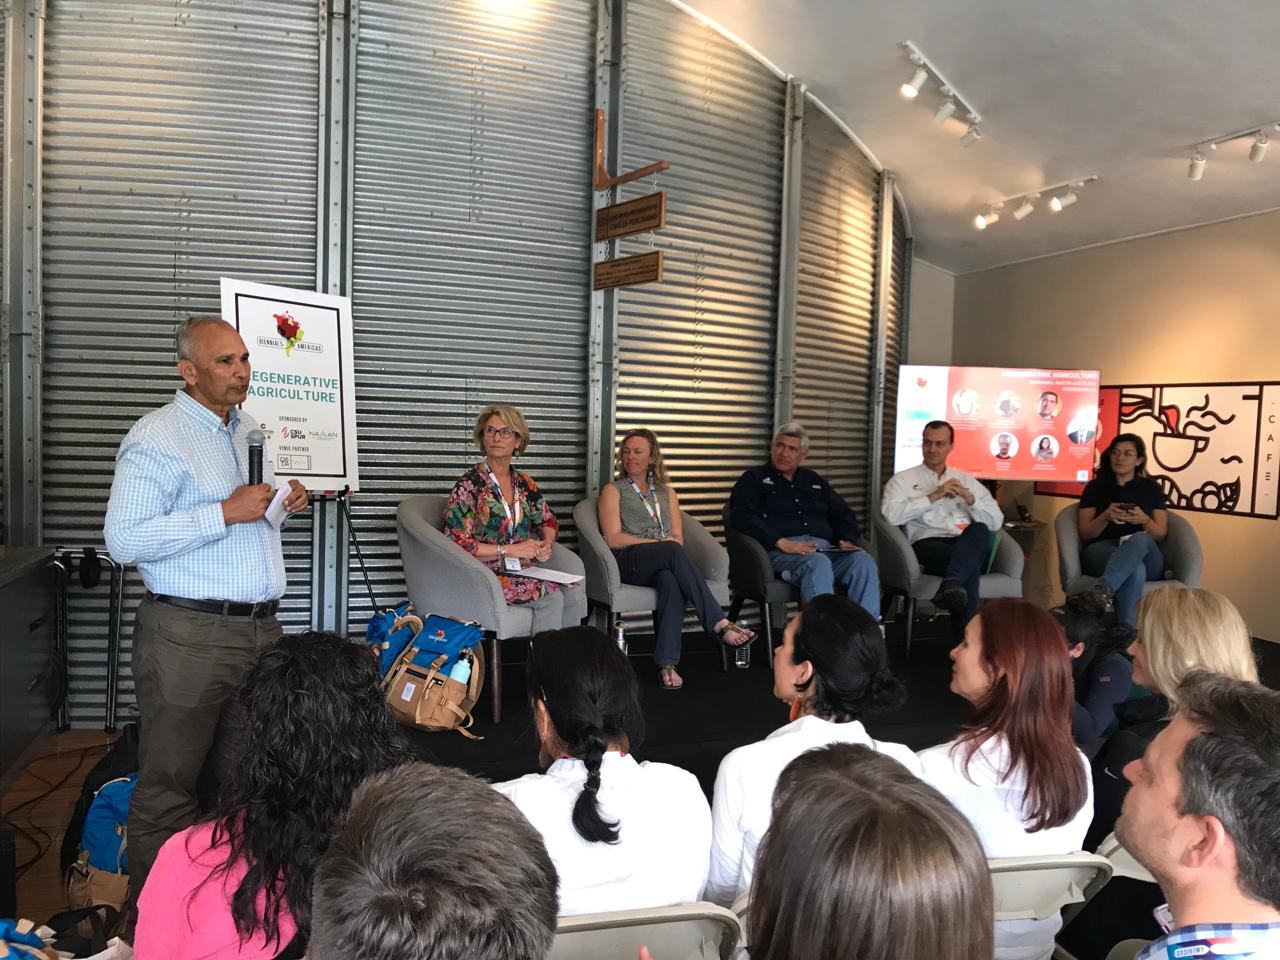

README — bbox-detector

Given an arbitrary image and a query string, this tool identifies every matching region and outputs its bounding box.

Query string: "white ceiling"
[684,0,1280,274]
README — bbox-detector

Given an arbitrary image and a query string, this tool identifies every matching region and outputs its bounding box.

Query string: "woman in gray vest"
[598,428,752,690]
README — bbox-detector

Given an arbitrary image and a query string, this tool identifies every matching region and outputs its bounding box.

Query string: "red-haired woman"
[918,599,1092,960]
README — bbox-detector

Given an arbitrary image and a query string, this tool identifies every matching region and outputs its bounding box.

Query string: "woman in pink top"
[134,631,408,959]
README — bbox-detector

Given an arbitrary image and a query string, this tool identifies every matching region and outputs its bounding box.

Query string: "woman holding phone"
[1073,433,1168,626]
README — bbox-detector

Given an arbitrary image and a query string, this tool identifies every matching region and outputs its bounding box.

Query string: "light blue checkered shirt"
[104,389,285,603]
[1138,923,1280,959]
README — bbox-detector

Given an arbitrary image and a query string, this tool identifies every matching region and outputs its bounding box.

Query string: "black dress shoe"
[1069,580,1113,616]
[932,578,968,614]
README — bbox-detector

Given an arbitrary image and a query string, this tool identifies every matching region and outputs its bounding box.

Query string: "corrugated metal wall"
[40,0,319,724]
[791,103,881,526]
[881,199,908,489]
[614,0,786,531]
[0,13,6,546]
[347,0,594,630]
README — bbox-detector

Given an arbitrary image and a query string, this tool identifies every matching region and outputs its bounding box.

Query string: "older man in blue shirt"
[728,421,879,618]
[104,315,307,895]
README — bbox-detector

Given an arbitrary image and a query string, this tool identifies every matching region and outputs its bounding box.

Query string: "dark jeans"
[614,540,724,666]
[912,522,990,629]
[128,596,282,894]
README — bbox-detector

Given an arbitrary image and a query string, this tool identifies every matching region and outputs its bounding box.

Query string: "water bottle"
[612,619,628,656]
[448,649,474,685]
[734,638,751,669]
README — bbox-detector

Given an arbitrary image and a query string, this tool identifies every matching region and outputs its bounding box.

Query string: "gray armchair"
[1055,502,1202,598]
[396,494,587,722]
[874,513,1024,656]
[573,495,730,652]
[720,505,792,669]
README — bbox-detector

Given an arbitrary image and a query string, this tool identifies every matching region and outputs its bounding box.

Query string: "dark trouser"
[128,596,282,894]
[614,541,724,666]
[912,522,990,629]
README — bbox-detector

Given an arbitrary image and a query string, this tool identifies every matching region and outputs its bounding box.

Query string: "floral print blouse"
[444,463,561,604]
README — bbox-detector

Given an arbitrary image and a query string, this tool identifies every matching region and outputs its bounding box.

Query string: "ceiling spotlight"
[900,66,928,99]
[1188,152,1207,180]
[1012,195,1038,220]
[974,209,1000,230]
[1049,191,1077,212]
[1250,132,1268,163]
[934,99,957,123]
[960,124,982,147]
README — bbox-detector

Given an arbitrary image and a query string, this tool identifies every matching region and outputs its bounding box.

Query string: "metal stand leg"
[103,554,124,732]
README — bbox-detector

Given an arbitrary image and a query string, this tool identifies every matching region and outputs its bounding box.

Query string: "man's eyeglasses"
[484,426,516,439]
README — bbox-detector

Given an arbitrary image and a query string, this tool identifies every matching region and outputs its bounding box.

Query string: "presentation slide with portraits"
[894,365,1101,481]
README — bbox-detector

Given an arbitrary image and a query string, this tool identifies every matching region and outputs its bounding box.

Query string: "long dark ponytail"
[526,626,644,844]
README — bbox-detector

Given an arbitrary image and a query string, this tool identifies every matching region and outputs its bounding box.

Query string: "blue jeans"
[1082,533,1164,626]
[911,522,991,630]
[769,536,880,618]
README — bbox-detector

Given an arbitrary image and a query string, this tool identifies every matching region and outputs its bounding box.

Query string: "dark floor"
[408,611,1280,798]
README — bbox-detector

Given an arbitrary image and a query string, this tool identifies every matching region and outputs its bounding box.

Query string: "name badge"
[503,556,523,573]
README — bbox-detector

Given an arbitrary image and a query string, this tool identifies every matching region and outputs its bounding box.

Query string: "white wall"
[952,210,1280,642]
[907,259,954,364]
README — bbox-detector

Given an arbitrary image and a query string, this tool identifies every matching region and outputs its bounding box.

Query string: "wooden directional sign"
[594,251,664,290]
[596,192,666,242]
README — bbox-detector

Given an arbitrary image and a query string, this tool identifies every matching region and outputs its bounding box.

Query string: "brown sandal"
[716,621,755,647]
[658,665,684,690]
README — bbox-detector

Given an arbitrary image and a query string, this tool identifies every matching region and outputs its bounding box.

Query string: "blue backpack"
[366,604,483,677]
[81,773,136,873]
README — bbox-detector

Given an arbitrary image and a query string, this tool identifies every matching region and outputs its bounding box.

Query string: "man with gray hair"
[104,315,308,897]
[729,421,879,618]
[1113,671,1280,959]
[309,762,560,960]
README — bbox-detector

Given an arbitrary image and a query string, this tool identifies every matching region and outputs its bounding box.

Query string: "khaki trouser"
[127,596,282,894]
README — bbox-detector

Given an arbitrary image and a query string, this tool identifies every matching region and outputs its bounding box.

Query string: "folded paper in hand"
[519,566,585,586]
[265,485,291,529]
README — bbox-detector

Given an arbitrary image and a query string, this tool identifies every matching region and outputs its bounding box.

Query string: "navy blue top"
[728,463,862,549]
[1071,650,1134,746]
[1079,475,1167,545]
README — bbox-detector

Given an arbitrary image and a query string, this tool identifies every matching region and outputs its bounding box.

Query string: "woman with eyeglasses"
[598,428,753,690]
[1073,433,1168,626]
[492,626,711,916]
[445,404,584,631]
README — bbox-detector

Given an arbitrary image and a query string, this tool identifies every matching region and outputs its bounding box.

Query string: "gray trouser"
[523,585,587,633]
[127,596,282,893]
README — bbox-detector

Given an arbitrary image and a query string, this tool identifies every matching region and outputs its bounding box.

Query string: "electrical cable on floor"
[1,742,113,880]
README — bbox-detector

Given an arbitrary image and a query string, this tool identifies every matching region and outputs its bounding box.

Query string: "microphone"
[247,429,265,486]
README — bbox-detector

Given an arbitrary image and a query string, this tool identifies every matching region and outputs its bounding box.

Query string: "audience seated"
[1073,434,1168,627]
[917,599,1092,960]
[492,626,711,916]
[133,632,408,960]
[748,743,993,960]
[445,403,583,631]
[1086,587,1257,851]
[1062,589,1258,959]
[1055,604,1135,753]
[309,762,559,960]
[1112,672,1280,959]
[598,428,752,690]
[728,421,880,617]
[705,595,917,905]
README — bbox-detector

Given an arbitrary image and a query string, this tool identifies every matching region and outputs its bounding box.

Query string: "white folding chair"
[989,852,1113,926]
[549,902,742,960]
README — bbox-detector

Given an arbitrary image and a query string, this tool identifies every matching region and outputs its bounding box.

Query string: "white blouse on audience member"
[705,714,922,907]
[492,751,710,917]
[918,735,1094,960]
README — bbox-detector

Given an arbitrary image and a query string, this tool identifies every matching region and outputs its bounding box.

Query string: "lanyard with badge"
[627,473,666,539]
[486,462,525,572]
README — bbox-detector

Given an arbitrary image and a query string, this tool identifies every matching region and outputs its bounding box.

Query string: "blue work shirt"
[104,390,285,603]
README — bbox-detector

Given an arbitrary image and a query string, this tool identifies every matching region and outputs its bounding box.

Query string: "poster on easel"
[220,277,360,492]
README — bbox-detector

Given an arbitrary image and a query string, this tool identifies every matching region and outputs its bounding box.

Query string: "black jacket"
[728,463,862,549]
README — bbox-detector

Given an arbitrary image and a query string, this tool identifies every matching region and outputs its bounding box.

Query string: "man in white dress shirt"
[881,420,1004,630]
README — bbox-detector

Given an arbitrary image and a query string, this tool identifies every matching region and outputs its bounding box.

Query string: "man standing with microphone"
[104,315,308,899]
